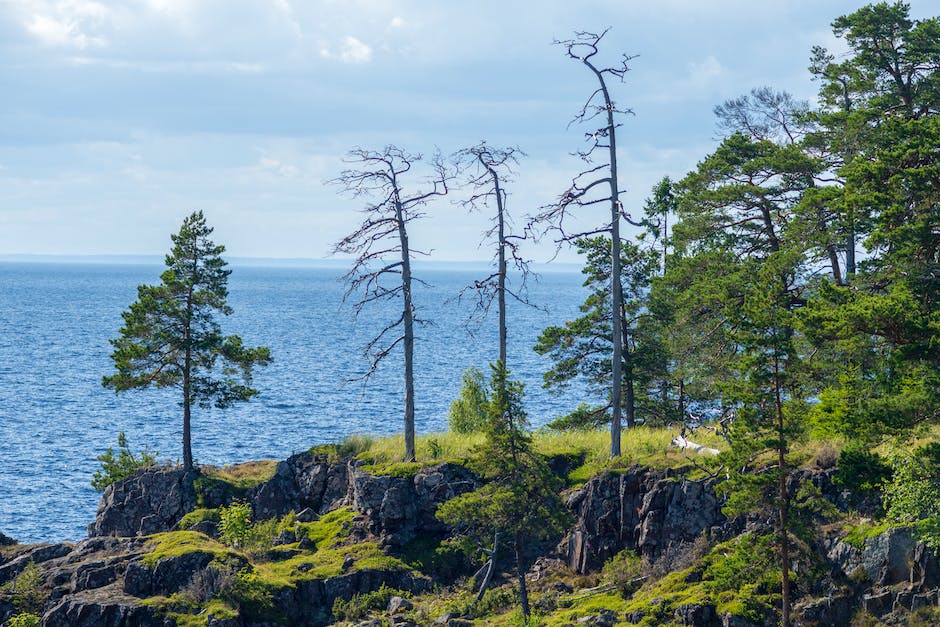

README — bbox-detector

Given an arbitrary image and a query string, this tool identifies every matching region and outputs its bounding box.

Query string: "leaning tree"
[332,146,449,461]
[104,211,271,472]
[532,29,640,456]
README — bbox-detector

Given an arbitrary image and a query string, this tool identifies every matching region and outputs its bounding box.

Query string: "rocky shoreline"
[2,450,939,626]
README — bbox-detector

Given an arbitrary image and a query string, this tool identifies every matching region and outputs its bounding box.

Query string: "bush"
[7,614,41,627]
[884,443,940,549]
[0,561,45,615]
[218,502,253,548]
[91,431,158,490]
[332,584,403,621]
[181,561,238,603]
[546,402,608,431]
[449,366,488,433]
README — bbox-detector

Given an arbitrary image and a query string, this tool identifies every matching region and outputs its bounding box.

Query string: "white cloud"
[388,16,404,29]
[24,0,109,49]
[338,35,372,63]
[320,35,372,63]
[688,55,725,87]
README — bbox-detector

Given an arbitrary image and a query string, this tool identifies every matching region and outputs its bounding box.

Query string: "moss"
[177,507,220,531]
[201,460,278,490]
[142,531,244,568]
[296,507,356,550]
[843,521,891,550]
[360,461,423,478]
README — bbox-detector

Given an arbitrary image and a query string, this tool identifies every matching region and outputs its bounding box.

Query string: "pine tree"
[103,211,271,471]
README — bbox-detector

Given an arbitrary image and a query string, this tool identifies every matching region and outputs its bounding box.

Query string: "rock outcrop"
[88,467,199,538]
[88,453,479,551]
[564,466,726,573]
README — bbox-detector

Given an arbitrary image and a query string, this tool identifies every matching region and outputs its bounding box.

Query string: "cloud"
[320,35,372,63]
[24,1,109,49]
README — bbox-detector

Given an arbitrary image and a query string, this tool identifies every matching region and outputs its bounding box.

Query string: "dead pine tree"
[453,142,534,369]
[331,146,449,461]
[532,29,641,457]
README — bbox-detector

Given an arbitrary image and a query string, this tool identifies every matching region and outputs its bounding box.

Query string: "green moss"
[178,507,220,531]
[844,521,891,550]
[142,531,243,568]
[200,460,278,490]
[296,507,356,550]
[360,461,423,478]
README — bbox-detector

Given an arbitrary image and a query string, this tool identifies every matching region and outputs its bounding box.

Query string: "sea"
[0,260,590,543]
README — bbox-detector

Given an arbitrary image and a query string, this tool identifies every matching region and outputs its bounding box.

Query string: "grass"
[200,460,278,489]
[340,426,728,486]
[141,531,244,568]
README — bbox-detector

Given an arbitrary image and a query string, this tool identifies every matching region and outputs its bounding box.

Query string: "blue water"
[0,262,589,542]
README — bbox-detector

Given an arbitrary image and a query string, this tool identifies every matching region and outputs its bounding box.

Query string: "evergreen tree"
[103,211,271,472]
[535,236,664,428]
[437,362,570,619]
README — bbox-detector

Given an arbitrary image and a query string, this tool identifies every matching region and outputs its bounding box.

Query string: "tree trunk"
[622,318,636,428]
[397,198,417,462]
[514,530,530,620]
[182,286,194,472]
[584,62,624,457]
[475,529,498,603]
[774,346,791,627]
[494,170,508,370]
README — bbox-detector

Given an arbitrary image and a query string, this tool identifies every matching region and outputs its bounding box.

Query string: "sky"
[1,1,936,264]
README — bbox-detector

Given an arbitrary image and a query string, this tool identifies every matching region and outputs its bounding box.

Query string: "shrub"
[332,584,403,621]
[218,502,253,548]
[449,366,488,433]
[884,443,940,549]
[0,561,45,615]
[7,614,41,627]
[601,549,644,594]
[546,402,608,431]
[181,561,239,603]
[91,431,158,490]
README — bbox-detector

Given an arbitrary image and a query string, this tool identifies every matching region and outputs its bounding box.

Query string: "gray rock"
[388,594,413,613]
[674,603,715,625]
[42,584,165,627]
[88,466,198,537]
[864,590,894,618]
[0,530,16,546]
[564,467,725,573]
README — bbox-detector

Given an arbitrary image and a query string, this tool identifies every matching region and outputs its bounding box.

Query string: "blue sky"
[1,1,935,263]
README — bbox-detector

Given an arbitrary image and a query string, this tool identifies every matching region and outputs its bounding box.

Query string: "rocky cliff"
[2,453,940,626]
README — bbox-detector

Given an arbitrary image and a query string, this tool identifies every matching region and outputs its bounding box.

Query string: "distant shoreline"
[0,254,581,273]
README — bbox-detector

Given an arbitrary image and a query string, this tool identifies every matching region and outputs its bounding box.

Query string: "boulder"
[564,467,725,573]
[88,467,198,537]
[123,551,217,597]
[42,584,164,627]
[0,530,16,546]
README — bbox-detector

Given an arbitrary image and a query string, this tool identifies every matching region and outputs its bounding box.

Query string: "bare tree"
[453,142,533,369]
[331,146,449,461]
[532,29,640,457]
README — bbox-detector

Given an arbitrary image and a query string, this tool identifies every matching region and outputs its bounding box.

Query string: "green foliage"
[534,236,665,426]
[835,446,891,495]
[332,584,404,622]
[600,550,644,595]
[103,211,271,469]
[90,431,158,490]
[437,362,571,619]
[218,502,253,548]
[449,366,489,433]
[309,434,374,463]
[545,402,608,431]
[0,561,45,615]
[6,614,41,627]
[177,507,220,531]
[884,443,940,549]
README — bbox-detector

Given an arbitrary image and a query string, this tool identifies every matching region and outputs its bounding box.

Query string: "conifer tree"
[103,211,271,472]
